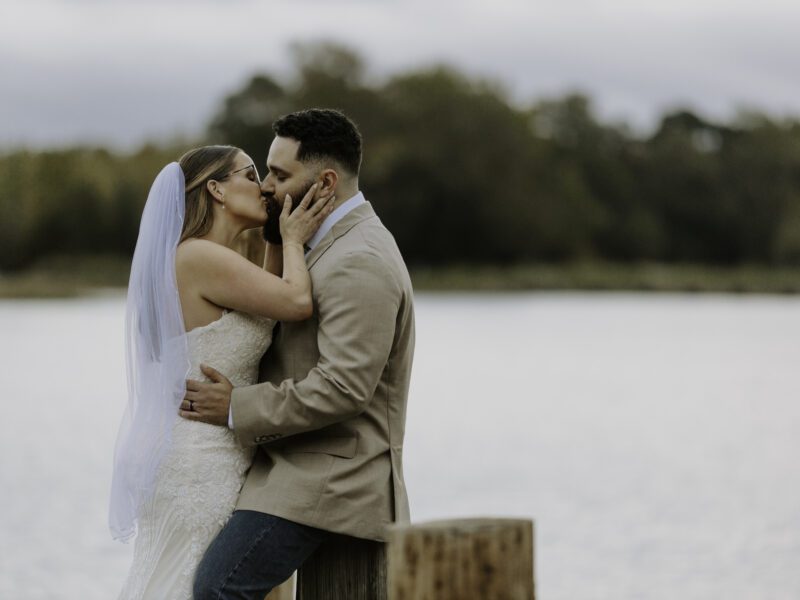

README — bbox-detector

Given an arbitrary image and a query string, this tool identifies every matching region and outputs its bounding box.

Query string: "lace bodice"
[119,310,274,600]
[186,310,274,386]
[168,308,275,476]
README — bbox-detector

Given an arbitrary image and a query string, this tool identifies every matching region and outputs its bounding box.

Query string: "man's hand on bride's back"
[180,364,233,427]
[280,183,335,247]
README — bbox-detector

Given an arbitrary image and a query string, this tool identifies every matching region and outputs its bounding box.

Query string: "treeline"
[3,42,800,272]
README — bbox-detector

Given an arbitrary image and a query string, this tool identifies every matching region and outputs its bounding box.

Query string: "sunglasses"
[220,163,260,182]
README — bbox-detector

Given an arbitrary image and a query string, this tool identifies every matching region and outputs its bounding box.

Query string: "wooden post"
[264,575,294,600]
[296,536,387,600]
[387,518,535,600]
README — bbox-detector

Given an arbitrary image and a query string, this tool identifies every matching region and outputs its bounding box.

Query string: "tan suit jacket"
[230,201,415,541]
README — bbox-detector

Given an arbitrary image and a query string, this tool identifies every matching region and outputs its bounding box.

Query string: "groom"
[181,108,415,599]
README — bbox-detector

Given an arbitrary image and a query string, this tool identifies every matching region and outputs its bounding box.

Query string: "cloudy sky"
[2,0,799,149]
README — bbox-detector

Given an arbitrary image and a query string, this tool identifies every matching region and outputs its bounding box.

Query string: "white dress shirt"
[304,191,366,253]
[228,191,367,428]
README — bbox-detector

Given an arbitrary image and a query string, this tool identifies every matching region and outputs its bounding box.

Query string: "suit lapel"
[306,202,377,269]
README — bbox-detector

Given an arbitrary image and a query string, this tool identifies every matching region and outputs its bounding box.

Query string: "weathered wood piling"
[296,536,387,599]
[388,518,534,600]
[283,517,534,599]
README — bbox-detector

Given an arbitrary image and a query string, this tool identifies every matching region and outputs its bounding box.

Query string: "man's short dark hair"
[272,108,362,176]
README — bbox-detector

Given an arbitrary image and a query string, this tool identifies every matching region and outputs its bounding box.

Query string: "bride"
[109,145,333,599]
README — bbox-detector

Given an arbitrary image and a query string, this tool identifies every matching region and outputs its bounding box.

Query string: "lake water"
[1,292,799,599]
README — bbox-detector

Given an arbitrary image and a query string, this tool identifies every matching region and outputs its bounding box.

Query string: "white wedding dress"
[118,310,274,599]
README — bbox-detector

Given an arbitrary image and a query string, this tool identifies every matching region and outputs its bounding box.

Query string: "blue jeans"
[193,510,330,600]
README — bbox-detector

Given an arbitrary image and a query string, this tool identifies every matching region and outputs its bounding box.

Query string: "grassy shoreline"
[0,256,131,299]
[4,257,800,298]
[409,263,800,294]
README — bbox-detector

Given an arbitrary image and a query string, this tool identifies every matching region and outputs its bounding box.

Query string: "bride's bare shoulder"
[177,238,238,260]
[176,239,243,275]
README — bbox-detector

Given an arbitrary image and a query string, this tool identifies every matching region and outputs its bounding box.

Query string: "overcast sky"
[2,0,799,149]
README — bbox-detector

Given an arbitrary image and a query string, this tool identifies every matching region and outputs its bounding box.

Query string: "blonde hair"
[178,145,241,242]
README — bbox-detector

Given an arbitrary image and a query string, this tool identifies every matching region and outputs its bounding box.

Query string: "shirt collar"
[305,191,366,253]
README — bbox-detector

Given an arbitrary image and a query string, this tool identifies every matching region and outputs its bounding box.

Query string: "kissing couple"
[110,109,415,599]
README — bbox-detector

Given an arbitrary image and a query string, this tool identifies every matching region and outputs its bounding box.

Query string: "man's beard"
[262,179,316,244]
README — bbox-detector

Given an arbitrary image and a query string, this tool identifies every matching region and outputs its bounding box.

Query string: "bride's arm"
[179,240,309,321]
[181,189,333,322]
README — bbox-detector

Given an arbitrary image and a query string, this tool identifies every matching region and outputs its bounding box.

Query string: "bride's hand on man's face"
[279,183,335,246]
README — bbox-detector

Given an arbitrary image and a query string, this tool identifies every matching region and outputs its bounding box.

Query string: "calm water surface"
[1,292,798,599]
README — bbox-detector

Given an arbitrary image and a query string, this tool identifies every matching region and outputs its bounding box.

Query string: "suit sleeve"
[230,251,400,446]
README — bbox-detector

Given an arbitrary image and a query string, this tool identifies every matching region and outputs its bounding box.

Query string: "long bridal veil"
[109,162,190,542]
